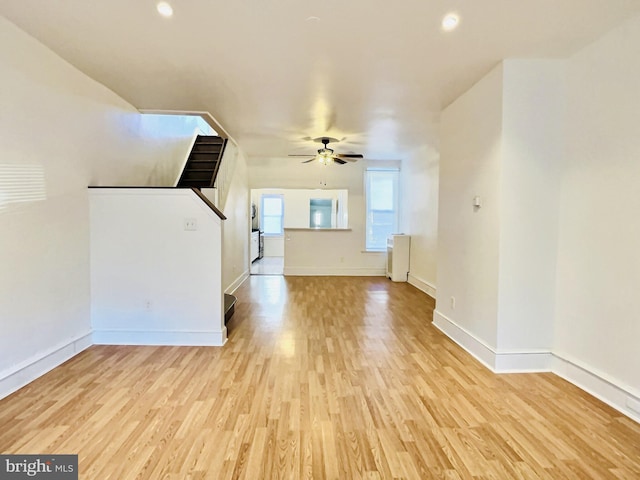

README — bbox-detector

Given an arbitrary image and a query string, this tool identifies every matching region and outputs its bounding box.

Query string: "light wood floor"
[1,276,639,479]
[250,256,284,275]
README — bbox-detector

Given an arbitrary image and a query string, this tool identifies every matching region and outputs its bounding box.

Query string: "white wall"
[263,236,285,257]
[0,17,218,398]
[436,60,565,369]
[400,145,439,297]
[284,229,386,276]
[436,64,504,352]
[555,16,640,401]
[497,60,565,353]
[90,189,225,345]
[435,23,640,420]
[221,147,250,293]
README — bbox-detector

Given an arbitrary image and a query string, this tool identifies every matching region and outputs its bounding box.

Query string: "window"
[365,168,399,250]
[261,194,284,236]
[309,199,333,228]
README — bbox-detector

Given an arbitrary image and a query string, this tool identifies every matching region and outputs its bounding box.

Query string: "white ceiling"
[1,0,639,160]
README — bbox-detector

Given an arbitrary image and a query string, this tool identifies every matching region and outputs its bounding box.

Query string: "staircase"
[177,136,227,188]
[176,135,236,324]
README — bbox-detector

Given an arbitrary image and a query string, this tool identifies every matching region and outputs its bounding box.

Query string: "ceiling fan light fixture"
[290,137,362,165]
[157,2,173,18]
[318,154,332,165]
[442,13,459,31]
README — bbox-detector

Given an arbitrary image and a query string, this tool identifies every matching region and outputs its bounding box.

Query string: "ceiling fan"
[289,137,363,165]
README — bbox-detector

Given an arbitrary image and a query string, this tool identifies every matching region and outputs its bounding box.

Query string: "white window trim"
[261,194,284,237]
[365,167,400,252]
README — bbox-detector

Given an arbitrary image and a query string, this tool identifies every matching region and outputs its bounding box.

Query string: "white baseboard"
[225,269,249,294]
[552,353,640,424]
[494,351,554,373]
[92,329,227,346]
[432,310,499,370]
[408,274,436,299]
[433,310,640,423]
[0,332,93,400]
[1,327,227,400]
[433,310,553,372]
[283,267,386,276]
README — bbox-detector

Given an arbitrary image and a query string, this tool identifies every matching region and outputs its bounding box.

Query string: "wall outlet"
[450,296,456,310]
[145,300,152,312]
[340,257,344,263]
[184,218,198,231]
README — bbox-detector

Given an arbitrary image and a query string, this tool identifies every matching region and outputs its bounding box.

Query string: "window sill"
[283,227,352,231]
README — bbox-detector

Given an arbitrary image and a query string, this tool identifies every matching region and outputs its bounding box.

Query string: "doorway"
[250,256,284,275]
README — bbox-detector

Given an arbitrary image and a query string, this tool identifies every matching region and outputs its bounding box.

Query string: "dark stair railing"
[177,135,228,188]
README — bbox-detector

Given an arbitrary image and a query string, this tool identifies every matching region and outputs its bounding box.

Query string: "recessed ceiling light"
[157,2,173,18]
[442,13,459,31]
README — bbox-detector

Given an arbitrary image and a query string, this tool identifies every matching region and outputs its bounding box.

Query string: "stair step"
[184,170,215,176]
[180,181,209,187]
[224,294,237,324]
[186,158,218,165]
[194,145,223,150]
[188,156,220,162]
[184,165,215,171]
[191,146,222,152]
[181,173,214,180]
[183,167,214,173]
[177,136,227,189]
[183,173,215,180]
[196,137,225,144]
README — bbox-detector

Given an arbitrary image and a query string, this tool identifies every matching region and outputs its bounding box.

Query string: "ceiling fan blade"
[332,157,347,165]
[301,158,316,163]
[336,154,364,158]
[289,154,315,157]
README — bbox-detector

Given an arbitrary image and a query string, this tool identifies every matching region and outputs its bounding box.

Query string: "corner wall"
[554,16,640,416]
[435,18,640,421]
[400,145,439,298]
[435,64,504,356]
[497,60,565,356]
[435,60,566,370]
[221,145,250,294]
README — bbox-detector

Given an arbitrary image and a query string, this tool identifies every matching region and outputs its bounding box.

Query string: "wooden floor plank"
[1,275,639,479]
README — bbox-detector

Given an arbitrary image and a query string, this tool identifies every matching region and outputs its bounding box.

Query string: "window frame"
[260,194,285,236]
[364,168,400,251]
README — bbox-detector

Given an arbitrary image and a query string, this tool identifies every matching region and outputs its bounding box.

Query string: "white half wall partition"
[283,228,385,276]
[90,188,226,346]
